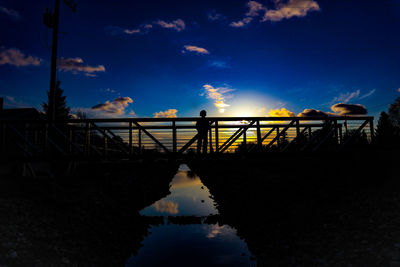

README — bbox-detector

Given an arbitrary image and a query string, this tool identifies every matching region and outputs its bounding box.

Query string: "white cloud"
[91,97,133,115]
[0,48,42,67]
[0,6,21,20]
[153,109,178,118]
[332,90,360,104]
[263,0,320,22]
[182,45,210,55]
[57,57,105,77]
[203,84,234,113]
[359,89,376,99]
[155,19,185,32]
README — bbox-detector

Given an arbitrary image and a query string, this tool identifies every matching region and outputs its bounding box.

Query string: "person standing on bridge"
[196,110,210,154]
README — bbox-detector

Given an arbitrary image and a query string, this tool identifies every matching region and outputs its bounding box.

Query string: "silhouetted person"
[196,110,210,154]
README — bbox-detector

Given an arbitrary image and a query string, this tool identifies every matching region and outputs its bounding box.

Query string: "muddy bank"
[0,160,179,266]
[189,150,399,266]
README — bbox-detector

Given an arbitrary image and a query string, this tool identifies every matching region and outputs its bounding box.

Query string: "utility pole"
[43,0,76,121]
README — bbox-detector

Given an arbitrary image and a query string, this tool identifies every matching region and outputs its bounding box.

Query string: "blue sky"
[1,0,400,118]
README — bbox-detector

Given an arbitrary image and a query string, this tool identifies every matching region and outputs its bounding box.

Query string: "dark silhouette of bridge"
[0,116,374,160]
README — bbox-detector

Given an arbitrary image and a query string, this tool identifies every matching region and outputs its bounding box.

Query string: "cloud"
[0,48,42,67]
[359,89,376,99]
[0,6,21,20]
[182,45,210,55]
[330,103,367,115]
[92,97,133,115]
[263,0,320,22]
[207,10,226,21]
[268,108,296,117]
[332,89,376,104]
[57,57,105,77]
[124,29,141,34]
[398,88,400,93]
[298,109,328,117]
[203,84,234,113]
[246,1,266,17]
[230,17,253,28]
[230,1,266,28]
[153,200,179,215]
[155,19,185,32]
[207,59,231,69]
[332,89,360,104]
[153,109,178,118]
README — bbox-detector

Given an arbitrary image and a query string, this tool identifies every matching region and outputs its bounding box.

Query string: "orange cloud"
[92,97,133,114]
[297,109,328,117]
[268,108,296,117]
[155,19,185,32]
[0,48,42,67]
[58,57,105,77]
[153,200,179,214]
[154,109,178,118]
[182,45,210,55]
[263,0,320,22]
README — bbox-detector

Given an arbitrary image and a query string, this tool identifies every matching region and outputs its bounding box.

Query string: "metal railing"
[0,116,374,159]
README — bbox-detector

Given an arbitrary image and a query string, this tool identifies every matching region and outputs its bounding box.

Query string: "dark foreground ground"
[0,160,179,266]
[190,149,399,266]
[0,149,399,266]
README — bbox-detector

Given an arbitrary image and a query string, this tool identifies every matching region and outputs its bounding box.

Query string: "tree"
[375,111,399,147]
[388,97,400,127]
[43,80,70,120]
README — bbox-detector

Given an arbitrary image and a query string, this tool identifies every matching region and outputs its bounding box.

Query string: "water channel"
[126,164,256,266]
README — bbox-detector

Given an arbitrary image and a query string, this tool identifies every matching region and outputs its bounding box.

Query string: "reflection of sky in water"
[126,224,256,267]
[129,164,255,267]
[140,164,218,216]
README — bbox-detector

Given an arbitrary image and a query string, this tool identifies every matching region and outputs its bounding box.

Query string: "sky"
[0,0,400,119]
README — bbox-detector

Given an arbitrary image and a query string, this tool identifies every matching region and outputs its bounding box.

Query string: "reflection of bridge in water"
[1,116,374,159]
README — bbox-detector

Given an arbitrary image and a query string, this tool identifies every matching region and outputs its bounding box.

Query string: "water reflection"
[127,164,255,267]
[140,164,218,217]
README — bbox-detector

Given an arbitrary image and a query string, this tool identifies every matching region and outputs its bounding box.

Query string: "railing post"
[257,120,262,151]
[209,124,213,153]
[138,129,142,154]
[172,120,177,153]
[129,121,133,156]
[296,119,300,139]
[85,122,91,156]
[276,127,280,148]
[369,118,374,141]
[334,119,338,145]
[339,124,343,144]
[215,121,219,153]
[243,127,247,153]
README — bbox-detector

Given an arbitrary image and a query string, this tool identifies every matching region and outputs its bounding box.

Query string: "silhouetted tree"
[43,80,70,121]
[388,97,400,127]
[375,111,399,147]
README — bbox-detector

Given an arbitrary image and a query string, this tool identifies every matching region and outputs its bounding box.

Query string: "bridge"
[1,116,374,160]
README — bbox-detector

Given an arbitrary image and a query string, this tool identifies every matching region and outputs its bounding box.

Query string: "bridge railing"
[0,116,374,159]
